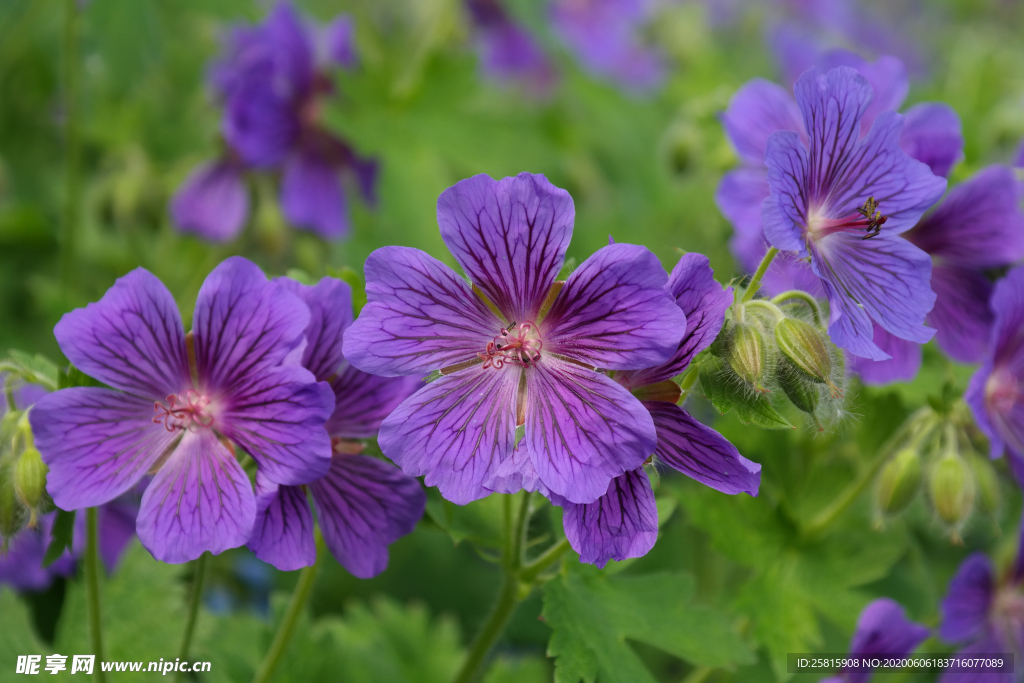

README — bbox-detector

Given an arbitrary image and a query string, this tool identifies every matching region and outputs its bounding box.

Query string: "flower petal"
[716,167,771,272]
[280,150,349,239]
[543,243,685,370]
[136,430,256,563]
[322,14,356,68]
[929,265,994,365]
[343,246,500,377]
[310,454,426,579]
[436,173,573,323]
[556,468,658,569]
[899,103,964,179]
[276,276,353,382]
[326,366,420,439]
[965,360,1003,459]
[30,388,179,510]
[721,79,804,165]
[96,499,141,573]
[53,268,189,398]
[846,598,929,663]
[939,635,1013,683]
[222,83,300,168]
[646,402,760,496]
[813,50,908,133]
[473,18,555,93]
[247,472,316,571]
[848,326,923,386]
[378,366,519,505]
[219,365,334,486]
[939,553,994,644]
[761,133,814,255]
[193,256,310,395]
[171,160,249,243]
[526,358,657,504]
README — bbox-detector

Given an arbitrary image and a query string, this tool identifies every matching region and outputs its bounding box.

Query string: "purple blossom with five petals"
[465,0,556,94]
[343,173,686,506]
[965,265,1024,463]
[29,257,335,564]
[549,253,761,567]
[171,2,377,242]
[820,598,929,683]
[247,277,426,578]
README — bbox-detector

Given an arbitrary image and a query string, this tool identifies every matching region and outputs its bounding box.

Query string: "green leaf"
[735,394,794,430]
[543,569,754,683]
[0,589,47,670]
[42,508,76,567]
[699,357,792,429]
[58,365,104,390]
[1,350,59,391]
[329,266,368,315]
[698,359,735,415]
[424,488,506,548]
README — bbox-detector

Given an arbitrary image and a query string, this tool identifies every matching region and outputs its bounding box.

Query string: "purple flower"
[965,266,1024,462]
[820,598,929,683]
[760,66,946,360]
[29,257,335,563]
[550,253,761,567]
[550,0,665,94]
[247,277,425,578]
[342,173,685,505]
[465,0,556,93]
[170,2,376,242]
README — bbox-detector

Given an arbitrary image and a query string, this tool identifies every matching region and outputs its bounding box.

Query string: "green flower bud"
[969,454,1000,515]
[0,460,28,543]
[728,322,768,390]
[777,361,820,416]
[775,318,839,395]
[876,447,922,516]
[709,323,730,357]
[14,447,47,511]
[929,453,975,526]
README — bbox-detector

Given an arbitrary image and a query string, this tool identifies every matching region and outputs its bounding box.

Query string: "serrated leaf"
[3,350,60,390]
[699,361,735,415]
[42,508,76,567]
[543,570,753,683]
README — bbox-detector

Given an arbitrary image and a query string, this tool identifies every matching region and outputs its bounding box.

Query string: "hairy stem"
[60,0,81,287]
[176,552,209,679]
[251,533,323,683]
[771,290,823,326]
[743,299,786,322]
[85,508,107,682]
[741,248,780,303]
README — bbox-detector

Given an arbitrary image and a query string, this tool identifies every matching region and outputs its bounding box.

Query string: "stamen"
[809,196,889,240]
[153,389,214,432]
[478,321,543,369]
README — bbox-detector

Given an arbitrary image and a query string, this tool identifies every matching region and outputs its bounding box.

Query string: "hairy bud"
[969,453,1000,515]
[777,362,821,425]
[774,319,835,391]
[929,453,975,527]
[14,447,47,511]
[728,322,768,391]
[876,447,922,516]
[0,459,28,544]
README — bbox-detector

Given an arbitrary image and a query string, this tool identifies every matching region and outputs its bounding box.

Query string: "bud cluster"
[0,382,52,551]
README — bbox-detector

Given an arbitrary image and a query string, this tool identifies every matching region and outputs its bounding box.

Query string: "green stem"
[520,538,571,583]
[176,553,209,679]
[251,533,322,683]
[741,248,779,303]
[60,0,81,287]
[770,290,822,326]
[681,666,714,683]
[743,299,785,322]
[85,508,106,683]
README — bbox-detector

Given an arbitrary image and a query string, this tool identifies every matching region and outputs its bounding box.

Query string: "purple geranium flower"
[759,65,947,360]
[549,253,761,567]
[465,0,556,93]
[342,172,685,505]
[29,257,335,563]
[851,166,1024,385]
[820,598,929,683]
[171,2,377,242]
[247,277,425,578]
[550,0,665,94]
[965,265,1024,462]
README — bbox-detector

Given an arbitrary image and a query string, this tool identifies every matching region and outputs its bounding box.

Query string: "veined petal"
[811,232,936,359]
[484,446,547,496]
[247,472,316,571]
[990,266,1024,366]
[543,243,685,371]
[720,78,804,165]
[53,268,189,398]
[929,266,994,365]
[220,365,334,486]
[30,388,178,510]
[276,277,353,382]
[136,430,256,564]
[557,468,658,569]
[966,360,1003,459]
[762,132,813,255]
[343,246,500,377]
[310,455,426,579]
[437,173,573,323]
[977,266,1024,458]
[526,358,657,504]
[940,553,994,644]
[939,635,1014,683]
[326,366,420,439]
[813,50,908,133]
[193,256,310,396]
[617,253,732,389]
[171,160,249,243]
[908,166,1024,269]
[280,150,349,239]
[646,402,760,496]
[378,366,519,505]
[848,326,923,386]
[899,103,964,179]
[845,598,928,683]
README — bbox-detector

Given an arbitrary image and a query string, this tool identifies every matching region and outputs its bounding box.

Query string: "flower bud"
[709,323,730,357]
[929,453,975,527]
[728,322,768,391]
[14,447,47,511]
[777,362,820,416]
[876,447,922,516]
[969,454,1000,516]
[775,318,835,391]
[0,460,28,544]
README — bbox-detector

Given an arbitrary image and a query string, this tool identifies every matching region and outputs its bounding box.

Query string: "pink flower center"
[478,321,543,370]
[986,367,1021,417]
[808,196,888,240]
[992,584,1024,648]
[153,390,215,432]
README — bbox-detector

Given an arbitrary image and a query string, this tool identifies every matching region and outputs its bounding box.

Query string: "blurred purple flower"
[247,277,425,578]
[820,598,929,683]
[548,254,760,568]
[29,257,335,563]
[170,2,376,242]
[551,0,666,94]
[465,0,556,93]
[343,173,685,506]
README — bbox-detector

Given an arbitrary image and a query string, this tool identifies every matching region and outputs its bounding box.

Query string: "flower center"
[153,389,215,432]
[992,584,1024,649]
[807,196,888,240]
[986,367,1021,416]
[478,321,543,370]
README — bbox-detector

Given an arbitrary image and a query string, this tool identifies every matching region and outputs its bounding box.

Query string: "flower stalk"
[176,552,209,681]
[741,247,779,303]
[85,507,107,683]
